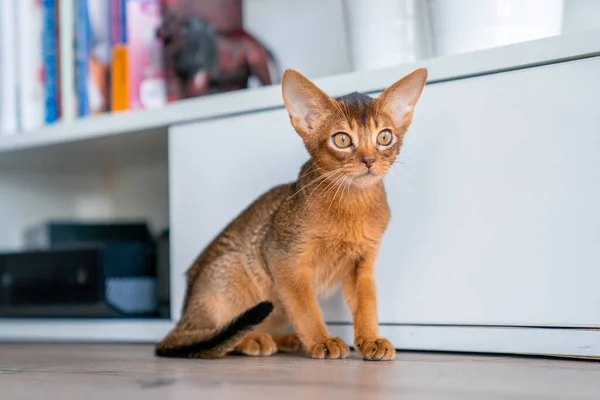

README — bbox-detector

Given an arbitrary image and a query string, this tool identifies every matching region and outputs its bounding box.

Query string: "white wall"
[243,0,352,80]
[563,0,600,33]
[243,0,600,79]
[0,163,169,250]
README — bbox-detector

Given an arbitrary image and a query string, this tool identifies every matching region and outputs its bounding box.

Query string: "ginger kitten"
[156,68,428,360]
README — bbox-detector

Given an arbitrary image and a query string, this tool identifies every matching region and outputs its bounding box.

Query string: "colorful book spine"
[88,0,110,114]
[76,0,111,117]
[17,0,45,132]
[59,0,76,122]
[126,0,165,110]
[111,0,130,111]
[43,0,60,124]
[0,0,18,135]
[75,0,90,116]
[109,0,123,47]
[108,0,121,111]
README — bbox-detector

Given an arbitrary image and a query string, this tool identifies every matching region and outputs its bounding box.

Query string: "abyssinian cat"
[156,68,428,361]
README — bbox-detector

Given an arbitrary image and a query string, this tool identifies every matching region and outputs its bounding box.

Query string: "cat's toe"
[236,333,278,356]
[274,333,303,353]
[356,337,396,361]
[307,337,349,359]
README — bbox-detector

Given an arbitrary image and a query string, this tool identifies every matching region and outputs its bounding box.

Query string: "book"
[76,0,110,117]
[43,0,61,124]
[16,0,44,132]
[59,0,76,122]
[75,0,89,116]
[110,0,130,111]
[0,0,18,135]
[126,0,165,110]
[110,0,125,46]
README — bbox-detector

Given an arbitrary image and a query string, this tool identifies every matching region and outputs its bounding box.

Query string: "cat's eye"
[332,133,352,149]
[377,130,393,146]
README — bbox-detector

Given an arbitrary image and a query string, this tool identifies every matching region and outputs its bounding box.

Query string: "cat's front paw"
[307,337,350,359]
[234,333,278,356]
[356,337,396,361]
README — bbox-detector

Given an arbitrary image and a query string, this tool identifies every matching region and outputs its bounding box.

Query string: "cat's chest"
[308,217,385,296]
[302,191,390,294]
[310,250,356,298]
[313,204,389,247]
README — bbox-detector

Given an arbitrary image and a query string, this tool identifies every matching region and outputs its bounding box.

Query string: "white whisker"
[305,169,344,208]
[338,177,352,210]
[285,168,340,203]
[386,169,409,196]
[328,176,348,213]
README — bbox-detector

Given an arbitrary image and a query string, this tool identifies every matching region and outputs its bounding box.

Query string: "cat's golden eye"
[332,133,352,149]
[377,130,393,146]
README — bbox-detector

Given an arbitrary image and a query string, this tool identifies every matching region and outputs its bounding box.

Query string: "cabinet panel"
[380,58,600,326]
[170,57,600,327]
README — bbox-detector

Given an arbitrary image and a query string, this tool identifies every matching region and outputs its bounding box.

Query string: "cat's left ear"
[282,69,334,138]
[378,68,428,128]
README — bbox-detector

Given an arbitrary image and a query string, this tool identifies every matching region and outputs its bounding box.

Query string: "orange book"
[109,0,129,112]
[111,44,130,111]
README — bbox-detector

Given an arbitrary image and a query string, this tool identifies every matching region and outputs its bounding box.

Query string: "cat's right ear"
[282,70,333,138]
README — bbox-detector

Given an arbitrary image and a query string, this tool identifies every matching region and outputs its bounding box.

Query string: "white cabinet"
[170,57,600,357]
[1,31,599,347]
[377,58,600,328]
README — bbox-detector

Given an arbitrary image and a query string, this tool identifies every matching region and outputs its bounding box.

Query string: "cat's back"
[228,184,294,240]
[187,183,293,279]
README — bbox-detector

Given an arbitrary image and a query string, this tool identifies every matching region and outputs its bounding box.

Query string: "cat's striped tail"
[155,301,274,359]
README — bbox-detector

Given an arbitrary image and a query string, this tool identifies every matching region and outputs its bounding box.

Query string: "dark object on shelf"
[157,15,219,98]
[25,221,153,249]
[0,245,158,318]
[156,0,278,100]
[10,221,160,318]
[156,229,170,318]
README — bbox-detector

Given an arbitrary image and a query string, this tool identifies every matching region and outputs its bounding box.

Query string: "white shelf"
[3,319,599,358]
[0,29,598,158]
[0,319,173,342]
[0,85,283,155]
[0,126,167,173]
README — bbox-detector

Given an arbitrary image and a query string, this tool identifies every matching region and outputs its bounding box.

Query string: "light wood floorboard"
[1,344,599,399]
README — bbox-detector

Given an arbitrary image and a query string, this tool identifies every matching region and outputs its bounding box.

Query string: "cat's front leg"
[274,259,349,359]
[343,254,396,361]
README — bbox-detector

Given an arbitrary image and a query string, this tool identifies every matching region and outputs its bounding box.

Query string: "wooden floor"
[1,344,599,399]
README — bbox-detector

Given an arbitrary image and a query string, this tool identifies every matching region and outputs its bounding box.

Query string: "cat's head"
[282,68,427,188]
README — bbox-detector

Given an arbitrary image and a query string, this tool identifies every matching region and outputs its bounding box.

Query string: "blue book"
[75,0,89,116]
[43,0,60,124]
[120,0,127,43]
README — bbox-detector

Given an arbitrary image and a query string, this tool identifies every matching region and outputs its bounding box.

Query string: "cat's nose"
[362,157,376,169]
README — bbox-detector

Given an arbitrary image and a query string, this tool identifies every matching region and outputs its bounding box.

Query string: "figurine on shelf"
[157,0,278,101]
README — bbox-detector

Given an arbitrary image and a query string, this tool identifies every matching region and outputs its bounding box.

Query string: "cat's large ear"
[378,68,428,128]
[282,69,333,137]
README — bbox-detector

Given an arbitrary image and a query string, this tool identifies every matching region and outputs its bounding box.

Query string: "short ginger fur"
[156,68,428,361]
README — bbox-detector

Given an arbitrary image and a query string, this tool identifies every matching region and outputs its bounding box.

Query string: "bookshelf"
[1,28,598,157]
[0,30,599,346]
